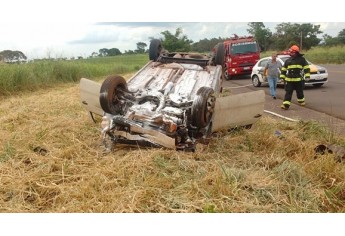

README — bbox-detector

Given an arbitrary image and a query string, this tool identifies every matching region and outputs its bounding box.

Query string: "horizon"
[1,22,344,60]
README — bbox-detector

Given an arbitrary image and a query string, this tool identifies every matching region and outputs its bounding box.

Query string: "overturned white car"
[80,39,265,152]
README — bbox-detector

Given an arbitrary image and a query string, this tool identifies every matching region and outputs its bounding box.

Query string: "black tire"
[252,75,261,87]
[191,87,215,128]
[99,75,127,115]
[214,43,225,66]
[224,67,231,80]
[149,39,162,61]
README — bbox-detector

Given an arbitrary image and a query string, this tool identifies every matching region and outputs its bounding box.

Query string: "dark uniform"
[280,52,310,109]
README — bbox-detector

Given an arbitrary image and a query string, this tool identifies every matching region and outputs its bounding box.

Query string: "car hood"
[309,64,326,73]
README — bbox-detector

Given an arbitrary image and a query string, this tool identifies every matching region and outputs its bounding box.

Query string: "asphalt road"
[222,64,345,136]
[223,64,345,120]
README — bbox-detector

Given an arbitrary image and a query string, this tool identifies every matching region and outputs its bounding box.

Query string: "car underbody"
[80,40,265,152]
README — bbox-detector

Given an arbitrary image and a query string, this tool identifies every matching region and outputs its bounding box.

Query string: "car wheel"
[99,75,127,115]
[149,39,162,62]
[252,75,261,87]
[224,68,231,80]
[191,87,215,128]
[312,83,323,88]
[214,43,225,66]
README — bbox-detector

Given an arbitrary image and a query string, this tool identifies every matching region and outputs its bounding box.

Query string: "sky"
[1,1,345,60]
[1,22,345,60]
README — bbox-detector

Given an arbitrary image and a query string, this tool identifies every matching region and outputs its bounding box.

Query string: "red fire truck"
[223,35,260,80]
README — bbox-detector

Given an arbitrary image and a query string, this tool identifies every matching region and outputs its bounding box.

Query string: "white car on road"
[251,54,328,88]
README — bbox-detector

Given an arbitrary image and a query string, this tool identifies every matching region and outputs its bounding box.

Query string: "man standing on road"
[264,53,281,99]
[280,45,310,110]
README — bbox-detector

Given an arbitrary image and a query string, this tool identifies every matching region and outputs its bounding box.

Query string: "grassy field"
[0,54,148,96]
[1,45,344,96]
[262,45,345,64]
[1,50,345,212]
[1,74,345,212]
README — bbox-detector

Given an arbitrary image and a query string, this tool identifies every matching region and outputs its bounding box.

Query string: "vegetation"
[158,27,193,52]
[262,45,345,64]
[0,50,27,63]
[1,24,345,213]
[0,48,343,97]
[237,22,341,51]
[1,77,345,212]
[191,23,345,53]
[2,23,345,63]
[0,54,148,96]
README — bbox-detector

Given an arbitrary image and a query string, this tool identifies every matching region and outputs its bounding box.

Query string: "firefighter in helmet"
[280,45,310,110]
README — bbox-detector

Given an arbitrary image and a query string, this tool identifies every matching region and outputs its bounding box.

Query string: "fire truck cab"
[223,34,260,80]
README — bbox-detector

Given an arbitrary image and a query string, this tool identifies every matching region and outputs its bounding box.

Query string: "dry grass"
[1,80,345,213]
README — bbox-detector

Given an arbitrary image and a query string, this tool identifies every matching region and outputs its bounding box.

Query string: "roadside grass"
[1,45,344,97]
[0,54,147,96]
[262,45,345,64]
[1,81,345,212]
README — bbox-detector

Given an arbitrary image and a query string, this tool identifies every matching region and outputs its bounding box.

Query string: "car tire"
[214,43,225,66]
[191,87,215,128]
[99,75,128,115]
[224,68,231,80]
[149,39,162,62]
[252,75,261,87]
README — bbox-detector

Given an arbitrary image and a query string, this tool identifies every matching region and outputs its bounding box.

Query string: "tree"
[247,22,272,51]
[337,28,345,44]
[91,52,99,58]
[321,34,338,46]
[299,23,322,50]
[160,28,193,52]
[191,37,225,53]
[124,50,135,55]
[108,48,122,56]
[271,23,322,51]
[0,50,27,63]
[99,48,109,57]
[135,42,147,54]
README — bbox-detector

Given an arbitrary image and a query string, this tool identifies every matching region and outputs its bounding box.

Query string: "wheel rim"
[191,87,215,128]
[224,70,229,80]
[253,76,259,87]
[206,96,215,117]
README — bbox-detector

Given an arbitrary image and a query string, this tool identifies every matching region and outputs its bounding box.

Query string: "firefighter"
[280,45,310,110]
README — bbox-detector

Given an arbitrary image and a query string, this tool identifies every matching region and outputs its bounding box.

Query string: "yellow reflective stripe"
[283,101,291,105]
[285,77,302,82]
[297,98,305,102]
[280,75,286,79]
[303,65,310,70]
[304,73,310,77]
[287,65,303,69]
[281,67,287,71]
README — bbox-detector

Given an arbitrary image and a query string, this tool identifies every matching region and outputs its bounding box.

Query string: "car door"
[211,90,265,132]
[257,58,270,82]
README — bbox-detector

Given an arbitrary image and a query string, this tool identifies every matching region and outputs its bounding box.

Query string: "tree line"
[86,22,345,56]
[2,22,344,62]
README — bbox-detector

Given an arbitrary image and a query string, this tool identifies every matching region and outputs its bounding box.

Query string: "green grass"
[0,54,148,96]
[2,45,344,96]
[262,45,345,64]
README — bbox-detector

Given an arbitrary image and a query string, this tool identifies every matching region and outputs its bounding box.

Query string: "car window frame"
[258,58,270,68]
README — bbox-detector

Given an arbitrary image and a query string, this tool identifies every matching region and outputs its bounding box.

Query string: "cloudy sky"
[1,1,344,59]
